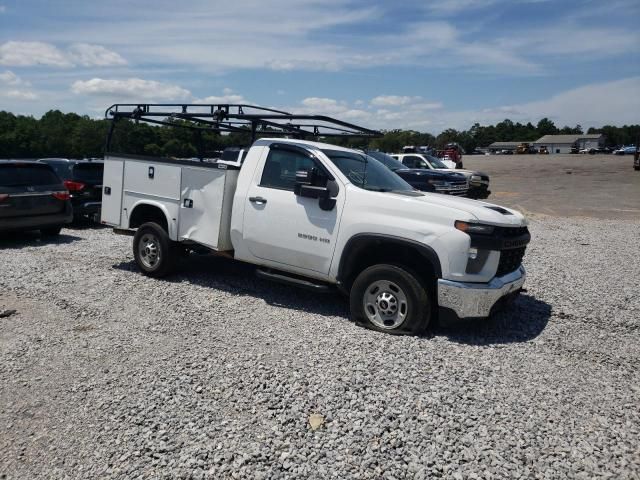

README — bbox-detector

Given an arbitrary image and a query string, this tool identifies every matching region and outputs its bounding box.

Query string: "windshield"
[365,151,408,172]
[322,149,413,192]
[426,155,449,169]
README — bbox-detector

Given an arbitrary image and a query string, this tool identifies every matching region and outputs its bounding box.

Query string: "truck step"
[255,268,331,292]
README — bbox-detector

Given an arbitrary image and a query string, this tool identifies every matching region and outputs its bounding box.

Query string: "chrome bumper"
[437,266,526,318]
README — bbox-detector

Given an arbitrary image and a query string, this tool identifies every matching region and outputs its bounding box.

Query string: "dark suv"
[38,158,104,222]
[365,151,469,196]
[0,161,73,236]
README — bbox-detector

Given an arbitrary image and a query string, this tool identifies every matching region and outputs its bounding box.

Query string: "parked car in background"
[215,147,248,167]
[38,158,104,222]
[364,151,469,196]
[613,146,637,155]
[595,147,613,154]
[0,161,72,235]
[391,153,491,199]
[538,146,549,154]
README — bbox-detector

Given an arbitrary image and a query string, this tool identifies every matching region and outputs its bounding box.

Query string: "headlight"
[471,175,481,181]
[454,220,495,235]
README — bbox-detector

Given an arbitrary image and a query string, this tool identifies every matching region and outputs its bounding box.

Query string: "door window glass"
[404,155,426,168]
[260,148,318,191]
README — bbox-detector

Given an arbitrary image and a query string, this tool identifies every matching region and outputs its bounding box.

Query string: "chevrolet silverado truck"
[101,104,529,335]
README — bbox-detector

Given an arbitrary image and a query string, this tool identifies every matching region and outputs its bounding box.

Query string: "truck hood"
[435,168,488,178]
[393,191,527,226]
[395,168,466,180]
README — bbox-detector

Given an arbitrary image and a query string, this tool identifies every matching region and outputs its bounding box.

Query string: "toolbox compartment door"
[101,157,125,226]
[178,166,237,250]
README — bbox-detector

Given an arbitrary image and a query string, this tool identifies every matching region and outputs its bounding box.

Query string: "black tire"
[40,226,62,237]
[350,264,431,335]
[133,222,176,277]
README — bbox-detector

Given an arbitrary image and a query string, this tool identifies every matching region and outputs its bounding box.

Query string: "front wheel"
[350,264,431,335]
[133,222,176,277]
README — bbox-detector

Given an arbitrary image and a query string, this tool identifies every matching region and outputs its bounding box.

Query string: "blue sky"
[0,0,638,133]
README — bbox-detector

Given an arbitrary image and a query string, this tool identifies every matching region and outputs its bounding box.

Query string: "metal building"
[532,134,604,154]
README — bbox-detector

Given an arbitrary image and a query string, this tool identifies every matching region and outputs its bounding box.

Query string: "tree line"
[0,109,638,159]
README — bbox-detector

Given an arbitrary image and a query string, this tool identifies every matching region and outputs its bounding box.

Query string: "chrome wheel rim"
[363,280,408,330]
[138,233,161,269]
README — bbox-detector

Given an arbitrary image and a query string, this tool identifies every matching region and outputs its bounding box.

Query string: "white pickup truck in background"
[101,104,530,335]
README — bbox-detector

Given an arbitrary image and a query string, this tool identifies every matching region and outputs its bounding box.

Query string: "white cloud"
[67,43,127,66]
[0,70,37,100]
[71,78,191,100]
[196,94,246,104]
[6,89,37,100]
[426,0,550,14]
[194,88,246,104]
[371,95,419,107]
[286,77,640,134]
[388,77,640,133]
[0,70,25,85]
[293,97,369,121]
[301,97,343,111]
[0,5,6,13]
[23,1,535,73]
[426,0,500,14]
[0,41,72,67]
[0,41,126,67]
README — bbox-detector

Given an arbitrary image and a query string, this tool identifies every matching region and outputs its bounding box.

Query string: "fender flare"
[127,200,176,240]
[337,233,443,284]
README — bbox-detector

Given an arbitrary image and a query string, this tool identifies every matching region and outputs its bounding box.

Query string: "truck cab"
[101,103,529,335]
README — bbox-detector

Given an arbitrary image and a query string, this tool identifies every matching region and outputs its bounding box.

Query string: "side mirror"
[294,174,338,211]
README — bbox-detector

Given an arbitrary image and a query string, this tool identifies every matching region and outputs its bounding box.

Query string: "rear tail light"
[0,193,9,202]
[63,180,86,191]
[52,191,70,201]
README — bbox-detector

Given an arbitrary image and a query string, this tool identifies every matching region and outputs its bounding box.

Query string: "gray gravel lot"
[1,217,639,479]
[464,154,640,220]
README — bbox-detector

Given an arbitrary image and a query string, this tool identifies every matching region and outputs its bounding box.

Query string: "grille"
[495,226,529,237]
[496,246,526,277]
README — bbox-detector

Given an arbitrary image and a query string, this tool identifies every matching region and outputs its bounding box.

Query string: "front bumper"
[437,266,526,319]
[467,182,490,199]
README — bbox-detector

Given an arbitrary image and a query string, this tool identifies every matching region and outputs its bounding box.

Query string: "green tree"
[536,118,558,137]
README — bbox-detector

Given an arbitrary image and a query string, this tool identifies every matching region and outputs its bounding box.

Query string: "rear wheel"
[40,226,62,237]
[133,222,176,277]
[350,264,431,335]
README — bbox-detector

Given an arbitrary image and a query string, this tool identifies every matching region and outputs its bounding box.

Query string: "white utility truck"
[101,104,530,335]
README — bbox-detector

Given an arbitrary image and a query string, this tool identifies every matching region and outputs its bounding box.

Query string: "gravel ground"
[1,217,639,479]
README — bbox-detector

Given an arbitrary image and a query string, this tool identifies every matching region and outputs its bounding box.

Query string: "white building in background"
[532,134,604,154]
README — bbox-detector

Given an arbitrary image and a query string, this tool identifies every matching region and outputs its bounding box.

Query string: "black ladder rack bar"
[105,103,381,145]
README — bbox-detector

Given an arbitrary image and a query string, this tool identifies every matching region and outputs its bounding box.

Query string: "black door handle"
[249,196,267,205]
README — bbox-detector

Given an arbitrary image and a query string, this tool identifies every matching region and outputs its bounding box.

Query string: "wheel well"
[128,204,168,232]
[339,236,441,292]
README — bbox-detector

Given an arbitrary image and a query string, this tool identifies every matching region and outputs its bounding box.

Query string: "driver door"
[242,144,343,276]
